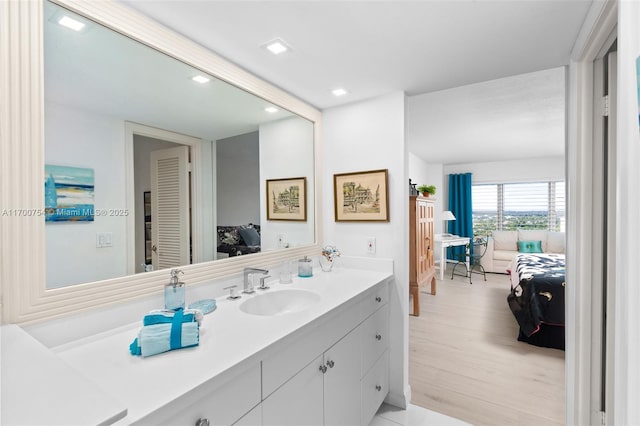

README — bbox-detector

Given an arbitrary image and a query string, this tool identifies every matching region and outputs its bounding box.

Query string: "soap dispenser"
[165,269,185,310]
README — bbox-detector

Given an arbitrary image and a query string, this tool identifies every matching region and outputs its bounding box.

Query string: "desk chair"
[451,236,488,284]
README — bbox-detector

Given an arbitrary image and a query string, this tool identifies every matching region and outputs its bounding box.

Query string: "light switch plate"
[96,232,113,248]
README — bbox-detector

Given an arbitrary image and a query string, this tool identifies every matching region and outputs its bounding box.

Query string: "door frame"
[565,1,617,424]
[124,121,203,275]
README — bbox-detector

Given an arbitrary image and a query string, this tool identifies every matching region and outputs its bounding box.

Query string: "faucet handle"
[224,285,241,300]
[257,275,271,290]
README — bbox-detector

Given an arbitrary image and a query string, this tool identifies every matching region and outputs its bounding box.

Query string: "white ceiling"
[45,1,298,143]
[116,0,592,163]
[408,67,566,164]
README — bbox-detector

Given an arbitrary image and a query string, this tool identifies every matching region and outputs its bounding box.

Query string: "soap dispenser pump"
[165,269,185,310]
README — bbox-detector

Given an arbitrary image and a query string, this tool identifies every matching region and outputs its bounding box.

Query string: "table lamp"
[442,211,456,237]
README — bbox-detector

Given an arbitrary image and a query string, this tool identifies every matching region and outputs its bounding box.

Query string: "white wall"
[323,92,409,407]
[259,117,315,251]
[216,131,260,226]
[614,2,640,423]
[45,102,128,288]
[408,153,444,233]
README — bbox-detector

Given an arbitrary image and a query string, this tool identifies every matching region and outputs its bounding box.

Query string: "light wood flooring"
[409,268,565,426]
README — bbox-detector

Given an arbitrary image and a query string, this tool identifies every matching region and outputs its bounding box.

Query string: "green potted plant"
[416,184,436,197]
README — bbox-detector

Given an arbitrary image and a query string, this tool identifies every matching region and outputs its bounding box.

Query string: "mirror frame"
[0,0,323,324]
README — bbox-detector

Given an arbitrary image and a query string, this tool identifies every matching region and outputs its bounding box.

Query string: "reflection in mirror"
[43,1,315,289]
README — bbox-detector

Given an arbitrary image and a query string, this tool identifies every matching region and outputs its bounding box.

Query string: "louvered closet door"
[150,146,190,270]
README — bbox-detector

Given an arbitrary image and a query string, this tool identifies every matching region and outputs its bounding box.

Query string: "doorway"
[124,121,207,275]
[133,135,190,272]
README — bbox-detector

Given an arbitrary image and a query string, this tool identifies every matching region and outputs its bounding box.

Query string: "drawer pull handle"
[375,296,382,303]
[376,385,382,392]
[319,365,328,374]
[326,360,335,368]
[195,418,210,426]
[375,334,382,341]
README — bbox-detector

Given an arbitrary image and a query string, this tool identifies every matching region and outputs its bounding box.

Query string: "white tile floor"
[370,403,472,426]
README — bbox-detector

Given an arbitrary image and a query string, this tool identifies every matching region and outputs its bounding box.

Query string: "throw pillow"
[492,230,518,251]
[517,240,543,253]
[238,226,261,246]
[218,226,241,246]
[547,232,565,253]
[518,229,548,252]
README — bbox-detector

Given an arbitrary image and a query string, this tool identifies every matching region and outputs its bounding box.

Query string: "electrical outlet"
[367,237,376,254]
[277,234,285,247]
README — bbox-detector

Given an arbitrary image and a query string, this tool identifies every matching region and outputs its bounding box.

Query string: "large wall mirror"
[43,0,315,288]
[1,0,322,323]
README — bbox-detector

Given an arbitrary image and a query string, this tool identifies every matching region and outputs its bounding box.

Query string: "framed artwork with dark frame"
[266,177,307,221]
[334,169,389,222]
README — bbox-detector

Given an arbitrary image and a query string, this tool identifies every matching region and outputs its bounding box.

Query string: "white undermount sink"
[239,289,321,316]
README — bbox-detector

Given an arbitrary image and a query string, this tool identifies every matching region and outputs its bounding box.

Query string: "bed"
[507,253,566,350]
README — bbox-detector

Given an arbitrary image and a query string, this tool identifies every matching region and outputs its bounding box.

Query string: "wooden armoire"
[409,195,436,316]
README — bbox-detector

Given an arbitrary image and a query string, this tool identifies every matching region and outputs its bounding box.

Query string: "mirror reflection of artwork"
[44,164,94,222]
[334,169,389,222]
[266,177,307,221]
[636,55,640,129]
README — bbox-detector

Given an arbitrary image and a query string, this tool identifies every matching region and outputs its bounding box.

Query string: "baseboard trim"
[384,384,411,409]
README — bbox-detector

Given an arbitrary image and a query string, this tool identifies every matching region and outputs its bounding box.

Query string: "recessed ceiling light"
[58,16,85,32]
[263,38,291,55]
[332,88,348,97]
[265,107,279,113]
[192,75,210,84]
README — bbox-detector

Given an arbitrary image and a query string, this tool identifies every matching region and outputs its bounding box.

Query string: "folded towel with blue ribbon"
[130,309,200,357]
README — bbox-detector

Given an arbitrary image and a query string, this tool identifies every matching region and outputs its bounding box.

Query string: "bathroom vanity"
[4,263,392,425]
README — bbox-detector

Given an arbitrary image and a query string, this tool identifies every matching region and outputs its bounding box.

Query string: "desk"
[434,234,470,280]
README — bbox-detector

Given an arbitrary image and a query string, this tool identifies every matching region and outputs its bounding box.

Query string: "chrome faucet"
[243,267,269,293]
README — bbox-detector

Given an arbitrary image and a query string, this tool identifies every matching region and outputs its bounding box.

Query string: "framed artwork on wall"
[334,169,389,222]
[44,164,95,222]
[266,177,307,221]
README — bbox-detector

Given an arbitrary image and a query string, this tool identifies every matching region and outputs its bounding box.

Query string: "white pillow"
[492,231,518,251]
[547,231,565,253]
[518,229,548,252]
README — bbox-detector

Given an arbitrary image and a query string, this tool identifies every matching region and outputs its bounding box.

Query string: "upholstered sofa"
[216,223,261,257]
[480,229,565,273]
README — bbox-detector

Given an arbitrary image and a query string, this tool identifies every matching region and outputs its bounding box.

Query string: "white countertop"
[0,324,127,426]
[53,266,392,424]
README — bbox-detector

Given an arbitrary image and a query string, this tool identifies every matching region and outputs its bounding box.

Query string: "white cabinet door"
[262,355,324,426]
[324,326,362,426]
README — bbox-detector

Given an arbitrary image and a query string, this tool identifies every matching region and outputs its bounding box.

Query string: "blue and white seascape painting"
[44,165,95,222]
[637,55,640,129]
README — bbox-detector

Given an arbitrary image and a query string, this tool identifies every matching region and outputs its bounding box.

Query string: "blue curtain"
[447,173,473,259]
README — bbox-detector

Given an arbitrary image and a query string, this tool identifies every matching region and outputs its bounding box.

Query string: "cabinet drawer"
[152,363,261,426]
[361,303,389,378]
[360,349,389,426]
[359,281,389,322]
[232,403,261,426]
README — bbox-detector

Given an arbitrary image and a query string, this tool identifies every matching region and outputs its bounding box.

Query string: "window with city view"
[472,181,565,237]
